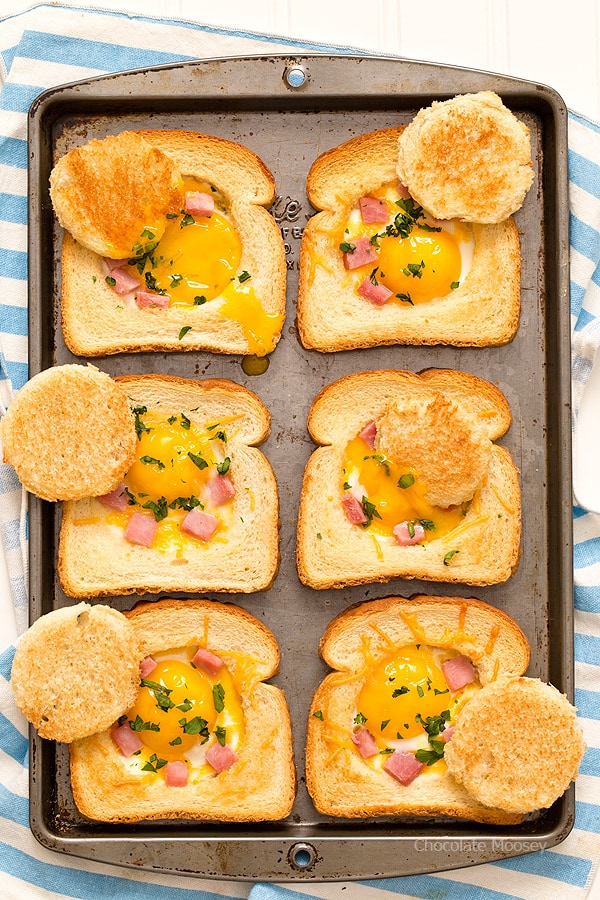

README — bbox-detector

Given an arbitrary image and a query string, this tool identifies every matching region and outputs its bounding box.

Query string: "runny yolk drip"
[218,282,284,357]
[356,644,454,741]
[123,648,244,769]
[342,433,469,540]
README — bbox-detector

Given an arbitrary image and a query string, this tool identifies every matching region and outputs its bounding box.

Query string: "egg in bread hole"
[339,181,474,307]
[340,400,487,554]
[95,406,238,553]
[349,642,479,784]
[102,176,283,356]
[112,643,244,785]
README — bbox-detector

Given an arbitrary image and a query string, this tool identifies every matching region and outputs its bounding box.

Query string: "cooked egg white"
[342,430,469,541]
[118,646,244,784]
[120,177,283,355]
[344,182,474,305]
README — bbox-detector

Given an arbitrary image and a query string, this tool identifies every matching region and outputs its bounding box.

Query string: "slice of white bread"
[1,364,137,501]
[397,91,534,224]
[297,126,521,351]
[444,676,586,813]
[296,369,521,589]
[69,598,296,822]
[54,130,286,357]
[58,374,279,597]
[306,595,531,823]
[10,603,141,742]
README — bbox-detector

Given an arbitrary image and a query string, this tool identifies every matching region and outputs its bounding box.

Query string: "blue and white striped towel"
[0,6,599,899]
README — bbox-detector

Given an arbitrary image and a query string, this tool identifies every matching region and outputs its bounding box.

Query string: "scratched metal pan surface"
[26,55,572,882]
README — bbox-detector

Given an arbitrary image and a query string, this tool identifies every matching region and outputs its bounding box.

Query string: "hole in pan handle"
[288,841,318,871]
[284,64,308,89]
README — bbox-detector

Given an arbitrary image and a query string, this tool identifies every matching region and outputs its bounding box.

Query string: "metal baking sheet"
[26,54,572,882]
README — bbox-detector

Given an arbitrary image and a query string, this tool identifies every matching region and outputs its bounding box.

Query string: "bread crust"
[306,595,529,822]
[56,130,286,357]
[1,364,137,501]
[297,369,521,589]
[69,599,296,822]
[10,603,141,742]
[58,375,280,598]
[397,92,534,224]
[444,676,586,813]
[297,126,521,351]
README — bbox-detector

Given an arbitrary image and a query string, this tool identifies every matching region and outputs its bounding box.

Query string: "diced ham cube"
[103,257,131,271]
[140,656,157,678]
[359,421,377,449]
[192,646,224,676]
[343,236,378,270]
[357,277,393,306]
[135,290,170,309]
[441,655,476,692]
[164,760,188,787]
[397,182,411,199]
[351,726,379,759]
[205,742,237,773]
[441,725,455,743]
[97,482,128,512]
[124,511,158,547]
[111,721,144,757]
[184,190,215,216]
[383,751,424,786]
[359,195,389,224]
[108,266,140,295]
[393,521,426,546]
[206,473,235,506]
[342,492,368,525]
[181,508,218,542]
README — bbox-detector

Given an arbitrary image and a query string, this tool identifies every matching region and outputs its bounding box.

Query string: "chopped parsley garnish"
[396,292,414,305]
[144,271,167,294]
[339,241,356,253]
[415,741,446,766]
[170,273,183,288]
[416,709,451,738]
[132,405,150,439]
[169,736,182,745]
[238,270,251,283]
[402,260,425,279]
[450,281,460,290]
[180,413,191,430]
[194,295,207,305]
[142,678,174,711]
[361,496,382,528]
[443,549,460,566]
[398,473,415,489]
[176,698,193,713]
[216,457,230,475]
[180,213,195,228]
[416,221,442,233]
[392,685,410,697]
[179,716,210,742]
[214,725,227,746]
[129,715,160,732]
[369,266,380,285]
[354,712,367,725]
[212,683,225,713]
[142,496,169,522]
[140,455,165,470]
[169,495,202,512]
[178,325,191,340]
[105,275,116,287]
[416,683,425,698]
[142,753,167,773]
[420,519,435,531]
[188,451,208,470]
[381,719,390,731]
[313,710,324,720]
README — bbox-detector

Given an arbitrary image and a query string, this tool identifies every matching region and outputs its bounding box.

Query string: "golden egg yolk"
[142,210,242,306]
[356,645,453,741]
[377,230,462,304]
[342,434,468,539]
[219,281,285,357]
[125,412,218,505]
[129,658,217,758]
